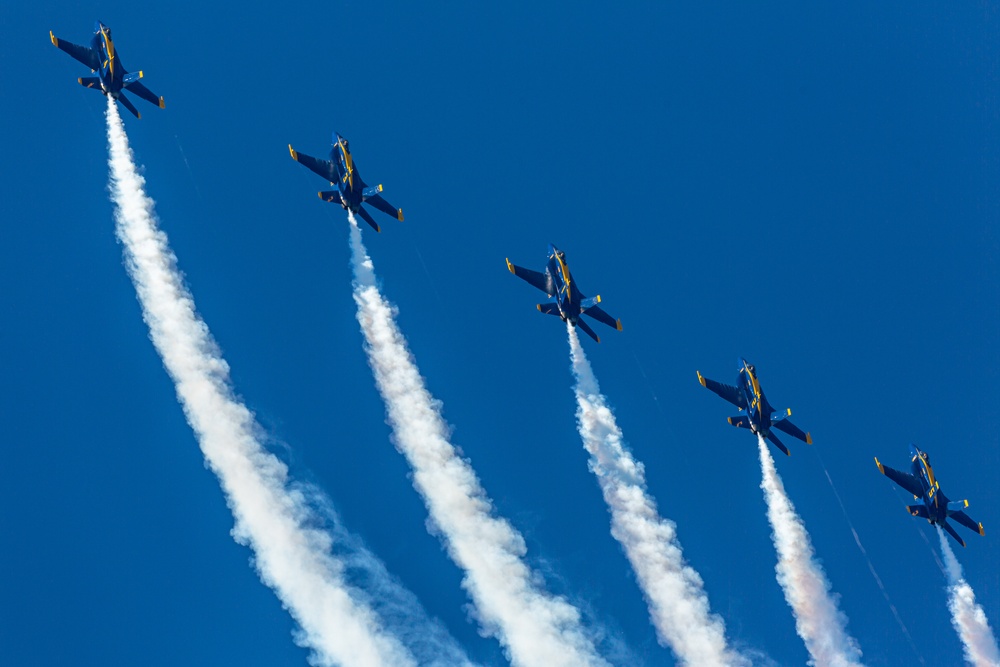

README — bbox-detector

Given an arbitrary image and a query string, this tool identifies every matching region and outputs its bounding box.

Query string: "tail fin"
[765,432,791,457]
[941,521,967,548]
[116,92,141,119]
[355,207,381,233]
[575,317,601,343]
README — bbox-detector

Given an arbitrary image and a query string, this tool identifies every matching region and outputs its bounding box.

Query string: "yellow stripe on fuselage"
[101,29,115,76]
[339,141,354,189]
[554,253,571,301]
[919,457,938,493]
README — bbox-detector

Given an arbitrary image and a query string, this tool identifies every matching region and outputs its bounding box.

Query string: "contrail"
[567,326,745,667]
[348,214,610,667]
[937,528,1000,666]
[757,436,863,667]
[105,99,462,667]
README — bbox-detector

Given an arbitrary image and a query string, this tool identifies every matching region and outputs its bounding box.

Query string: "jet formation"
[875,445,985,547]
[506,244,622,343]
[49,21,988,555]
[49,21,164,119]
[289,133,404,233]
[697,358,812,456]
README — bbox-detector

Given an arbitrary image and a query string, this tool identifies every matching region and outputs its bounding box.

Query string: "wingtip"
[50,31,58,47]
[805,432,813,445]
[595,294,602,303]
[616,318,623,331]
[397,208,404,221]
[377,183,384,192]
[979,523,985,536]
[697,370,706,387]
[727,416,734,425]
[158,96,165,109]
[288,144,298,160]
[536,304,543,311]
[506,258,515,274]
[874,457,884,474]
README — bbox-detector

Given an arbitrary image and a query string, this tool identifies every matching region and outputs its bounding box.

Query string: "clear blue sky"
[2,2,998,665]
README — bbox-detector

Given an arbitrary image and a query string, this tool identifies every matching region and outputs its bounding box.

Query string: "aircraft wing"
[365,193,404,221]
[773,417,812,444]
[288,146,338,182]
[50,32,100,70]
[697,372,746,409]
[951,510,985,537]
[507,260,555,296]
[582,304,623,331]
[875,458,923,497]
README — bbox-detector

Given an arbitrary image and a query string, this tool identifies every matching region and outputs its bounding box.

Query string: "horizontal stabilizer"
[946,499,969,514]
[318,190,342,205]
[78,76,101,90]
[537,302,561,317]
[727,415,751,430]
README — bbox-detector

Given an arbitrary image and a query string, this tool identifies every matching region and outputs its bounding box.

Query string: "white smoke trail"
[937,528,1000,666]
[348,214,610,667]
[757,436,863,667]
[567,326,744,667]
[106,99,442,667]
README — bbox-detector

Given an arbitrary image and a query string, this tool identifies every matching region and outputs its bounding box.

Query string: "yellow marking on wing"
[979,523,985,536]
[158,96,165,109]
[50,31,58,47]
[595,294,602,303]
[397,209,404,221]
[874,457,884,474]
[138,70,143,78]
[616,319,623,331]
[536,304,543,311]
[288,145,298,161]
[697,371,706,387]
[506,259,516,274]
[377,184,383,192]
[805,432,813,445]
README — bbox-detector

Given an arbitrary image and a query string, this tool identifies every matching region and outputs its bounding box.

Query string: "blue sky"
[2,1,998,665]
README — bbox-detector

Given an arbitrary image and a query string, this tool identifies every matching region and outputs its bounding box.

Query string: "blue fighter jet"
[49,22,164,119]
[506,244,622,343]
[288,133,403,233]
[697,358,812,456]
[875,445,985,547]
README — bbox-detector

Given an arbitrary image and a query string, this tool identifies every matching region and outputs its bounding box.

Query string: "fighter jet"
[505,244,622,343]
[875,445,985,547]
[697,358,812,456]
[288,133,403,232]
[49,21,164,119]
